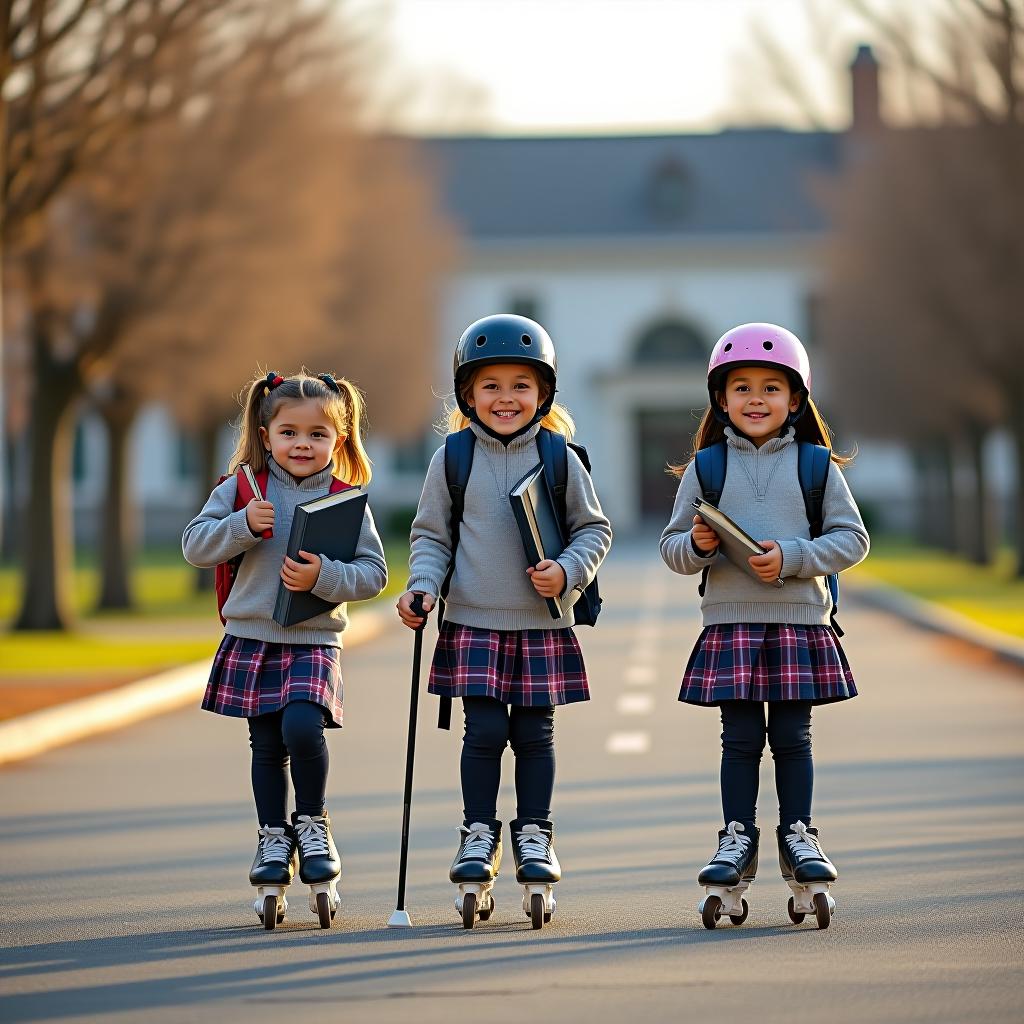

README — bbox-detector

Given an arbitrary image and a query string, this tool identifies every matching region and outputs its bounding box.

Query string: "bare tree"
[746,0,1024,567]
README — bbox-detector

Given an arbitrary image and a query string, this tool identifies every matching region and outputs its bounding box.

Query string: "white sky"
[353,0,933,135]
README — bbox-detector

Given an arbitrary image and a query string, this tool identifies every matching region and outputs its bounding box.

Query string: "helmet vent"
[762,340,774,350]
[723,342,733,352]
[521,334,532,346]
[475,335,487,347]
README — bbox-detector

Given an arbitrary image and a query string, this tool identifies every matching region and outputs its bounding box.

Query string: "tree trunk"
[13,335,81,631]
[1,427,21,563]
[1012,401,1024,579]
[960,421,992,565]
[95,390,140,611]
[931,438,957,553]
[194,419,222,594]
[911,444,933,546]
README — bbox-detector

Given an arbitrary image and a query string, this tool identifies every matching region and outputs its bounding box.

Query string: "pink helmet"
[707,322,811,423]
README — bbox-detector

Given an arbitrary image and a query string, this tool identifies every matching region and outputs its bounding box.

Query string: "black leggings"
[461,697,555,823]
[720,700,813,836]
[247,702,330,827]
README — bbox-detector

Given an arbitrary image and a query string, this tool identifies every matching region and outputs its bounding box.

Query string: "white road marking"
[625,664,656,685]
[617,693,654,715]
[606,731,651,754]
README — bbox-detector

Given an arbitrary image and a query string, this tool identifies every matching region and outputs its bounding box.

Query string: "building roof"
[425,129,841,241]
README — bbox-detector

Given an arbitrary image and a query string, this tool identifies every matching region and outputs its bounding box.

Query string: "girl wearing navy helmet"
[397,313,612,930]
[660,323,869,930]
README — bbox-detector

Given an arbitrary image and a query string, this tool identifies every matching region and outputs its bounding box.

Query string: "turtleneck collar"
[724,425,795,455]
[267,456,336,491]
[469,420,542,452]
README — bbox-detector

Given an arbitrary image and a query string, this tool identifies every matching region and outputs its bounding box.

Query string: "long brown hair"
[229,369,373,486]
[443,365,576,438]
[668,396,854,478]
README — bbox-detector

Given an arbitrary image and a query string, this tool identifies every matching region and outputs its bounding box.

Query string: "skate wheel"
[478,895,494,922]
[729,898,749,926]
[315,890,334,929]
[813,891,832,930]
[530,892,545,930]
[262,894,279,931]
[461,891,478,929]
[701,894,722,930]
[787,896,805,924]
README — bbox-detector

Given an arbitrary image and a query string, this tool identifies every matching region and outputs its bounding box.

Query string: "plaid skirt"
[203,634,344,727]
[680,623,857,706]
[428,621,589,706]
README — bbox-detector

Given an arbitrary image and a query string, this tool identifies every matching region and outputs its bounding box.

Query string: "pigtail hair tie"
[317,373,341,394]
[263,371,284,396]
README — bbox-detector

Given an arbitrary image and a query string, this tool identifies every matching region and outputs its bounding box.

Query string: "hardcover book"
[273,487,368,627]
[692,498,784,589]
[509,463,567,620]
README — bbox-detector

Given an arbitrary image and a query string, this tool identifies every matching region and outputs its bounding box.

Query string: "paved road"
[2,540,1023,1023]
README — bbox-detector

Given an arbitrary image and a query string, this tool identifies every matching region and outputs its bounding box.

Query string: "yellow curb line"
[0,610,388,768]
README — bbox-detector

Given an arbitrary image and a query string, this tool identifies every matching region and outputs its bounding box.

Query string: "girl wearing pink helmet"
[660,323,869,931]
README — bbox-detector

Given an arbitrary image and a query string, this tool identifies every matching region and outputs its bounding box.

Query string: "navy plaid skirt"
[203,634,344,727]
[680,623,857,706]
[428,621,589,706]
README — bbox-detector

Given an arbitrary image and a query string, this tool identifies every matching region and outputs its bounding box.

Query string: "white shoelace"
[257,825,293,865]
[515,823,551,863]
[785,820,824,862]
[457,822,496,860]
[714,821,750,866]
[294,815,331,857]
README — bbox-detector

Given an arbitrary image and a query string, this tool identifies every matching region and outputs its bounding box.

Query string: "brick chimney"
[850,44,881,132]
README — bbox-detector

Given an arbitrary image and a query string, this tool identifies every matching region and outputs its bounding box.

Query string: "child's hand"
[246,499,275,536]
[748,541,783,583]
[691,514,720,554]
[281,551,321,592]
[397,590,434,629]
[527,559,566,598]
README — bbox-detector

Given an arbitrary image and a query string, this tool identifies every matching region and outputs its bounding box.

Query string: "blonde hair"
[668,395,854,478]
[443,364,576,438]
[229,369,372,487]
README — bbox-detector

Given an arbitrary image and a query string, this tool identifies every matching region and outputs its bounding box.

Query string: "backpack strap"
[437,428,476,729]
[797,442,843,636]
[693,442,727,597]
[537,428,569,528]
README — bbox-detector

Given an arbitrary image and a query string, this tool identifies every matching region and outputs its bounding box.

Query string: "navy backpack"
[693,441,842,636]
[434,426,603,728]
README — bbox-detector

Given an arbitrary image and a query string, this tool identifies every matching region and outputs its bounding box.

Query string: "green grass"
[0,542,410,679]
[853,538,1024,639]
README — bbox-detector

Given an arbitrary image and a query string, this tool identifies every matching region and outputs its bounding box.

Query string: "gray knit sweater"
[182,458,387,646]
[660,427,869,627]
[407,422,613,631]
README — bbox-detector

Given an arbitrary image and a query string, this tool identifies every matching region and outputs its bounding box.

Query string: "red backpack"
[213,466,350,624]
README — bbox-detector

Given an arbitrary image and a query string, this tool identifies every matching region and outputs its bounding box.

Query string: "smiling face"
[259,399,343,478]
[718,366,801,446]
[467,363,542,435]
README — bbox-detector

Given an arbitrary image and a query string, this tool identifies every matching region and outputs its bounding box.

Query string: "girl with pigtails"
[183,369,387,929]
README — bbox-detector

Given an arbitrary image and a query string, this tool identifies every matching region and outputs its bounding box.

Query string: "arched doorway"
[633,319,707,520]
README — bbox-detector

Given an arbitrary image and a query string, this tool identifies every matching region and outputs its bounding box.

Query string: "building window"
[177,432,197,479]
[508,295,540,322]
[647,155,692,224]
[393,431,433,474]
[73,421,87,483]
[634,319,706,365]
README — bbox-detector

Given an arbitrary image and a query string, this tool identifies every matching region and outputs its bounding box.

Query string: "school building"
[67,46,941,544]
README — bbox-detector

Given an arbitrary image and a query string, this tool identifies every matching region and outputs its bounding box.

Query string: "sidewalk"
[0,610,388,768]
[847,575,1024,670]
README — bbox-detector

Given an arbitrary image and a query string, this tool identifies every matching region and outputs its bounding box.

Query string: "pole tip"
[387,909,413,928]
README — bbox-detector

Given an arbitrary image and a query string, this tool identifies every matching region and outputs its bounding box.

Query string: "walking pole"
[387,593,427,927]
